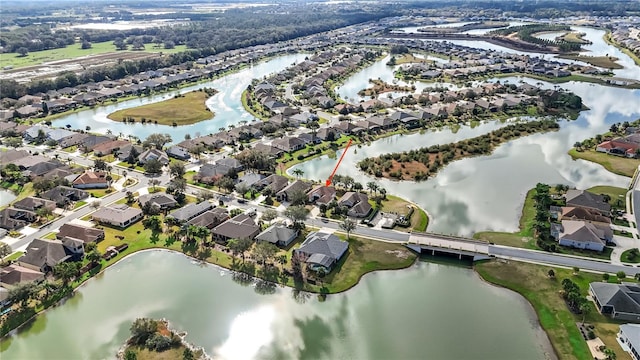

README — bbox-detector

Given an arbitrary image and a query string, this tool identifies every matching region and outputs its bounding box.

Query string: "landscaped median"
[475,260,634,360]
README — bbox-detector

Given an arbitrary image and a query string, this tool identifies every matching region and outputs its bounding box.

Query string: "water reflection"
[0,251,550,360]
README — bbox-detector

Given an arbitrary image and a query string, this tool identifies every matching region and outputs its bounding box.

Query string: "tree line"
[489,24,581,52]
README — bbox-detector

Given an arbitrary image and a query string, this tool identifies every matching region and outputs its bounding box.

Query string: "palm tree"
[579,302,590,325]
[366,181,378,196]
[292,168,304,179]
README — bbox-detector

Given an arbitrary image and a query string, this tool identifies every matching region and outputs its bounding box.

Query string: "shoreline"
[473,263,558,360]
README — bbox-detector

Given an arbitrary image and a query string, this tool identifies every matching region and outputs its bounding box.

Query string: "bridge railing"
[410,231,489,245]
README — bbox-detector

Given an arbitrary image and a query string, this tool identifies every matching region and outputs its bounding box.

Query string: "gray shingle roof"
[255,224,298,245]
[591,282,640,315]
[565,190,611,214]
[169,201,214,222]
[296,231,348,263]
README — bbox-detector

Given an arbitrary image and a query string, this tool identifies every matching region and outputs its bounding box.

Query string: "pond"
[0,250,554,360]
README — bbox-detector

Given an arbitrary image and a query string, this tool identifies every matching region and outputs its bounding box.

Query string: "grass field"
[374,194,429,231]
[107,91,215,126]
[0,41,187,69]
[558,54,623,69]
[569,148,639,177]
[3,251,24,262]
[476,260,632,360]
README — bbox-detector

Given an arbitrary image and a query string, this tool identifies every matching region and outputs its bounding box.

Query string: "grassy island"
[358,120,560,181]
[107,89,217,126]
[557,54,622,69]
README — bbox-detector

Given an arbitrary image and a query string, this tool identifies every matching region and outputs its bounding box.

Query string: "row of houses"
[550,190,613,252]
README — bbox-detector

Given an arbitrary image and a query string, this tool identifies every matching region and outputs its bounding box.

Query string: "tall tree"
[284,205,309,228]
[253,241,278,265]
[339,218,357,240]
[169,162,186,178]
[142,133,172,150]
[227,238,253,262]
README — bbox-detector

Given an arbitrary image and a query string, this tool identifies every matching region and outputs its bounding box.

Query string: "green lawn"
[476,260,632,360]
[322,234,417,293]
[107,90,215,126]
[620,248,640,263]
[73,201,88,209]
[0,41,187,69]
[373,195,429,231]
[87,188,115,198]
[587,185,628,209]
[3,251,24,261]
[569,148,639,178]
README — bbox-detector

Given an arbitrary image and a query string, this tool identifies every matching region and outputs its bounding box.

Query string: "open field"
[557,54,622,69]
[0,41,187,69]
[107,90,215,126]
[476,260,633,360]
[569,148,639,177]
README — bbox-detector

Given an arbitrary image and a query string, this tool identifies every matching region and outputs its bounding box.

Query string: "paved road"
[489,245,640,276]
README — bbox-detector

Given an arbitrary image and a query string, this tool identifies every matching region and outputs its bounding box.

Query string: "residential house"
[565,190,612,216]
[59,133,89,148]
[276,180,312,202]
[0,265,44,288]
[0,149,29,166]
[272,137,307,153]
[91,205,143,228]
[211,214,260,242]
[72,171,109,189]
[23,160,64,179]
[389,111,420,129]
[187,208,229,229]
[40,186,89,207]
[138,148,169,165]
[618,324,640,360]
[255,223,299,247]
[215,158,244,172]
[293,231,348,272]
[316,128,341,141]
[236,173,265,191]
[338,192,372,218]
[166,146,191,161]
[138,192,178,210]
[12,197,56,213]
[551,220,612,252]
[115,143,142,163]
[195,163,231,184]
[0,208,37,230]
[589,282,640,321]
[307,185,336,206]
[56,223,105,243]
[252,143,284,158]
[167,201,214,223]
[255,174,289,194]
[596,140,640,158]
[556,206,610,225]
[17,238,82,273]
[92,140,130,157]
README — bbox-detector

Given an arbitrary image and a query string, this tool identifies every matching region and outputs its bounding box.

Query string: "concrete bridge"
[407,232,492,261]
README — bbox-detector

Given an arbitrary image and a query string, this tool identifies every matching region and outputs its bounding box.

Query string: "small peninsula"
[119,318,207,360]
[108,88,217,126]
[358,120,559,181]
